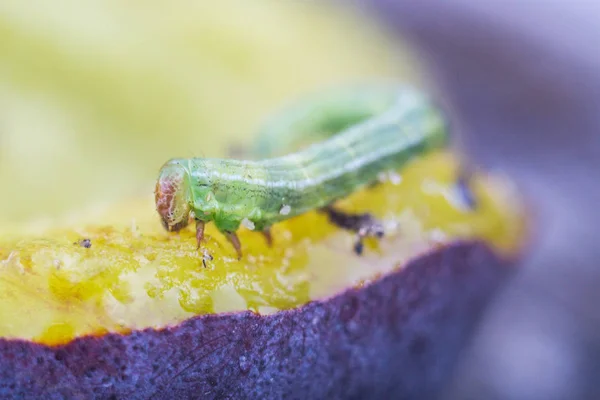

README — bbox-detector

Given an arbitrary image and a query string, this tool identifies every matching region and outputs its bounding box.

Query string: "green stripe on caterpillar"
[155,86,451,258]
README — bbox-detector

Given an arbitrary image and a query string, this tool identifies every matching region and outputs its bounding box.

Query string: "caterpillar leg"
[195,219,205,249]
[195,220,215,267]
[196,219,243,260]
[225,231,243,260]
[262,227,273,247]
[322,205,384,255]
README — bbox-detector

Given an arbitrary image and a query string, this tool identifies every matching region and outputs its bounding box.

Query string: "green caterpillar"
[155,86,450,259]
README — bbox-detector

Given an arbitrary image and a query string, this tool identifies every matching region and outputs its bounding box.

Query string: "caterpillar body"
[155,87,449,258]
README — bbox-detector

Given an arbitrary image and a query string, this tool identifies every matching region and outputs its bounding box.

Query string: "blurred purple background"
[365,0,600,398]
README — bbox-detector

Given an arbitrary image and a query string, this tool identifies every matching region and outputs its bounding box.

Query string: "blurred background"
[0,0,421,226]
[363,1,600,399]
[9,2,598,399]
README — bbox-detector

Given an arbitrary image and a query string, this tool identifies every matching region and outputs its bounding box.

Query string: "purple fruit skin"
[0,242,514,399]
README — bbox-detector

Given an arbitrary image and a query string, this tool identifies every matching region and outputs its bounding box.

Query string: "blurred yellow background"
[0,0,418,225]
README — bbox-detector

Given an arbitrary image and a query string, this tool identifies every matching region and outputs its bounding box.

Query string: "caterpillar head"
[155,159,192,232]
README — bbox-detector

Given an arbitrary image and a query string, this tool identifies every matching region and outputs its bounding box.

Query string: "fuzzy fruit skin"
[0,242,513,399]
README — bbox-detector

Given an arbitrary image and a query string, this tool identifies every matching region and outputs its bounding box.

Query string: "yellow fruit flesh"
[0,152,525,345]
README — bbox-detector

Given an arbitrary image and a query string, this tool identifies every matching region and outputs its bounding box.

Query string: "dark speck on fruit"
[75,238,92,248]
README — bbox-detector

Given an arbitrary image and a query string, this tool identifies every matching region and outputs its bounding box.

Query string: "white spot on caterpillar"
[241,218,255,231]
[279,205,291,215]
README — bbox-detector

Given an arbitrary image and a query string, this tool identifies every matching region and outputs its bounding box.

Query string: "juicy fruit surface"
[0,152,525,345]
